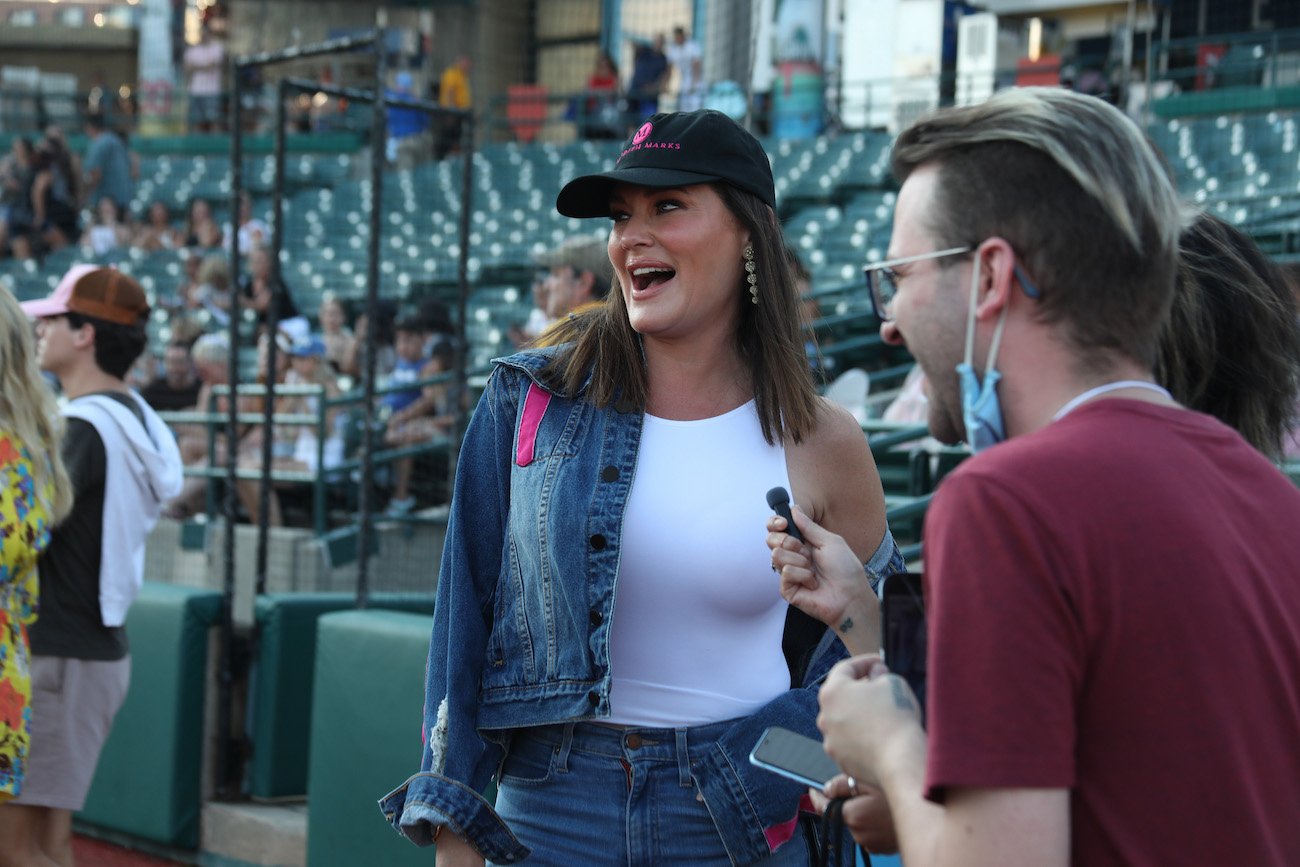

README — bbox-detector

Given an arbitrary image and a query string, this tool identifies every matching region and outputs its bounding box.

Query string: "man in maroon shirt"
[772,87,1300,866]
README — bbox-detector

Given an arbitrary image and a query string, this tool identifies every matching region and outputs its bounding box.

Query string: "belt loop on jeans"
[556,722,575,773]
[675,728,691,788]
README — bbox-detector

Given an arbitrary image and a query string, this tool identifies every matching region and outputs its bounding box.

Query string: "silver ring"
[847,775,860,796]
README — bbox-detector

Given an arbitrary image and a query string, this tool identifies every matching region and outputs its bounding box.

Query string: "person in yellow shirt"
[436,54,473,159]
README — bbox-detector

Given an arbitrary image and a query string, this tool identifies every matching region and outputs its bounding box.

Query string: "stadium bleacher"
[4,107,1297,518]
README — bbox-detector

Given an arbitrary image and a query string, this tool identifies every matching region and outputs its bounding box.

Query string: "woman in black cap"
[381,110,899,866]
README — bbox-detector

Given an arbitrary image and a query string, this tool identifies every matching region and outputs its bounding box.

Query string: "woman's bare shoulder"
[801,397,872,460]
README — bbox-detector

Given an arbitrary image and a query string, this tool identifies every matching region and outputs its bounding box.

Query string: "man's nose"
[880,320,905,347]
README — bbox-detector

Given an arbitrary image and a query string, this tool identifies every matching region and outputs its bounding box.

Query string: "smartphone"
[880,571,927,715]
[749,726,841,788]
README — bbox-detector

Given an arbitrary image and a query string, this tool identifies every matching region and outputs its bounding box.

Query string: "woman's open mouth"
[630,266,675,293]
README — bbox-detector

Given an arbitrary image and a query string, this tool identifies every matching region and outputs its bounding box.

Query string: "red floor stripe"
[72,835,187,866]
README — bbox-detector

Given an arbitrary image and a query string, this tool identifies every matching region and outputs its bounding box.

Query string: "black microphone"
[766,486,804,543]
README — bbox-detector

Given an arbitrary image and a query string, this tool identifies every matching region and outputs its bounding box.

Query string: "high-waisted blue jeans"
[489,720,811,866]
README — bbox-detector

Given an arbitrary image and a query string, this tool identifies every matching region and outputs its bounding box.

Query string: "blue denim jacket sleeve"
[377,366,532,864]
[692,528,906,864]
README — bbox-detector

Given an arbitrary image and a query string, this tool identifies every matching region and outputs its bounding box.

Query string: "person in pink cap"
[0,265,183,866]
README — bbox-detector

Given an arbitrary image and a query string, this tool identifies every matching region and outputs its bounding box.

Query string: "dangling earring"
[744,245,758,305]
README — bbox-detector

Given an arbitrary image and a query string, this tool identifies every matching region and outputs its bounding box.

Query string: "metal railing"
[159,370,463,537]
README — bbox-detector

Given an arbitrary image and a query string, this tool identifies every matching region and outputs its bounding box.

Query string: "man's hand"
[435,830,484,867]
[767,505,881,655]
[817,654,924,789]
[809,774,900,854]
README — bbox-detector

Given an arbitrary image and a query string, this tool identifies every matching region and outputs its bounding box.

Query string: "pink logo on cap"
[632,122,653,144]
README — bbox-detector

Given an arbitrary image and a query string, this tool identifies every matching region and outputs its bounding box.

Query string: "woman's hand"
[767,505,881,655]
[808,774,900,854]
[435,830,484,867]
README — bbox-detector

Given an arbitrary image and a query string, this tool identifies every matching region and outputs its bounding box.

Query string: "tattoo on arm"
[837,617,854,635]
[889,676,915,712]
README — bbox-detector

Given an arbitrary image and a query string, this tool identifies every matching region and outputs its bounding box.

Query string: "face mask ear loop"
[962,254,981,368]
[963,252,1009,376]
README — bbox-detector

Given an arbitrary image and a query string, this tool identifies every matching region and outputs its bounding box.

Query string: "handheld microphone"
[766,486,804,543]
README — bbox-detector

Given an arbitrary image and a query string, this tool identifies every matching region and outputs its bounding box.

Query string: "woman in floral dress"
[0,286,70,802]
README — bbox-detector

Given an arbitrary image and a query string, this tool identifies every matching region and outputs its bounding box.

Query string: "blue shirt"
[84,131,132,210]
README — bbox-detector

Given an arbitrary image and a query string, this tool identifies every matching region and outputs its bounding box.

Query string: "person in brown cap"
[1,265,183,865]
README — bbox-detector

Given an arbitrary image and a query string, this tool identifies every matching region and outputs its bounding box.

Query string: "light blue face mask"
[956,255,1011,454]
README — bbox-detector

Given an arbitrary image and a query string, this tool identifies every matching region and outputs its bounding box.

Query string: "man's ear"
[972,237,1019,320]
[72,320,96,351]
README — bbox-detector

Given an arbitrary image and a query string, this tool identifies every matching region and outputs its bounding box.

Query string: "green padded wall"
[78,582,223,849]
[248,593,434,800]
[306,610,438,867]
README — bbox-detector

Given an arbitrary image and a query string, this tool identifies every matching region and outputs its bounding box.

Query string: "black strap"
[815,796,871,867]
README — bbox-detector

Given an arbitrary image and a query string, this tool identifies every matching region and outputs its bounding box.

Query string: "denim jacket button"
[588,691,600,706]
[589,609,603,626]
[601,465,620,482]
[590,533,607,550]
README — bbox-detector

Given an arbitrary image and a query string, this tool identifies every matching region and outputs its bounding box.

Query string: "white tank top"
[606,400,793,726]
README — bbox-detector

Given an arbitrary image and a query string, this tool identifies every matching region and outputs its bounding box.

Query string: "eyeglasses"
[863,247,971,322]
[864,246,1043,321]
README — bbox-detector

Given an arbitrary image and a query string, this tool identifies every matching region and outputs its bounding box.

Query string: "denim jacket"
[379,346,905,865]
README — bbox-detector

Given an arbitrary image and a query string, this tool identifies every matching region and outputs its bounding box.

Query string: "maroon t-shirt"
[923,400,1300,865]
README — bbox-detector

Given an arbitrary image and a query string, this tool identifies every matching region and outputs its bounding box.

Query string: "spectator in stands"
[8,139,79,260]
[165,332,230,519]
[184,22,226,133]
[508,271,553,347]
[82,113,133,214]
[232,191,268,256]
[581,52,623,140]
[435,54,473,160]
[0,286,72,805]
[125,352,156,393]
[532,235,614,346]
[140,341,202,413]
[132,200,183,252]
[387,71,431,169]
[317,293,355,375]
[384,339,458,516]
[6,266,182,865]
[0,137,35,257]
[381,109,898,865]
[341,299,397,381]
[768,87,1300,864]
[172,248,203,308]
[190,254,233,324]
[233,330,294,527]
[627,34,670,123]
[1156,210,1300,462]
[238,335,344,528]
[240,244,305,334]
[182,197,222,249]
[666,26,704,111]
[40,125,81,205]
[379,314,431,423]
[191,219,224,253]
[80,198,133,258]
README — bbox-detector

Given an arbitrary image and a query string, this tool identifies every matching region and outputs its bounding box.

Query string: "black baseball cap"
[556,109,776,218]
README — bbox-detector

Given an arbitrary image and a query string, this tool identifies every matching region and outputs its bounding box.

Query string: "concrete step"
[200,802,307,867]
